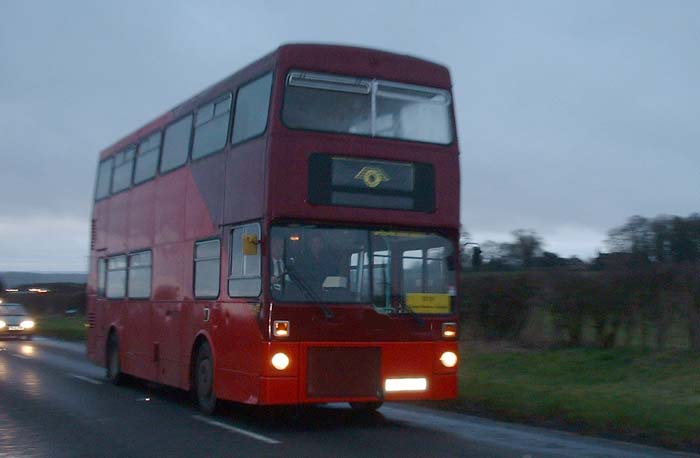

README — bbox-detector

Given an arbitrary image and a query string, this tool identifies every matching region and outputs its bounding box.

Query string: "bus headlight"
[439,351,458,368]
[271,352,290,370]
[21,320,35,329]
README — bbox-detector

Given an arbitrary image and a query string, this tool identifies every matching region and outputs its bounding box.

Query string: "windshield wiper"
[392,295,425,328]
[285,266,335,320]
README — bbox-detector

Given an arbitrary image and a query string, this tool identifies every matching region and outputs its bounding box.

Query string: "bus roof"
[97,43,452,161]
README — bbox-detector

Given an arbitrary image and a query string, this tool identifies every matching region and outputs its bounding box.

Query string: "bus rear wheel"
[106,333,123,385]
[194,342,218,415]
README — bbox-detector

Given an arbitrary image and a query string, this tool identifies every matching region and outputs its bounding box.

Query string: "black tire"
[24,335,33,341]
[194,342,218,415]
[106,333,124,385]
[349,401,383,412]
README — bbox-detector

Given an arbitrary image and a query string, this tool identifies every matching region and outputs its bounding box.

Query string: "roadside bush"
[548,272,592,346]
[462,273,536,340]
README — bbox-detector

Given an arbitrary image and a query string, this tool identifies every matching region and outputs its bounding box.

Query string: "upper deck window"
[95,158,113,200]
[111,147,136,193]
[283,71,453,145]
[193,94,232,160]
[232,73,273,144]
[134,131,161,184]
[160,115,193,173]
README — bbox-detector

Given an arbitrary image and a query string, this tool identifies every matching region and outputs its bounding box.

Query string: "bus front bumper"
[255,341,458,405]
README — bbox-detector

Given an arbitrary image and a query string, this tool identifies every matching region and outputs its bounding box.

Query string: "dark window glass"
[97,258,106,296]
[134,131,161,184]
[95,158,113,200]
[128,251,152,299]
[284,75,371,135]
[402,249,424,294]
[269,225,455,314]
[192,94,231,160]
[160,115,192,173]
[106,255,127,299]
[232,73,273,144]
[283,70,453,145]
[194,239,221,298]
[111,147,136,193]
[229,223,261,297]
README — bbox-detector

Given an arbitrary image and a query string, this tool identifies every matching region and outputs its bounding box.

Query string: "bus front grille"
[306,347,381,398]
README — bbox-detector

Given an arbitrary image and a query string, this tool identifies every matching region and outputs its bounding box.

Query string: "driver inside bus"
[295,233,338,290]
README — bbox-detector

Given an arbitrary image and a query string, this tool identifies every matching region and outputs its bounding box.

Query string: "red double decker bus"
[87,44,461,414]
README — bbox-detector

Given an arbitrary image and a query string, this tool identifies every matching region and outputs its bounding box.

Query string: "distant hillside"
[0,272,87,288]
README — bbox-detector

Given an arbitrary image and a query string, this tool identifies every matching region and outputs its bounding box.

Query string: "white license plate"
[8,326,23,331]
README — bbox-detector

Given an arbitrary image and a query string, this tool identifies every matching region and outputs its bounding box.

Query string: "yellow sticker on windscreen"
[406,293,451,314]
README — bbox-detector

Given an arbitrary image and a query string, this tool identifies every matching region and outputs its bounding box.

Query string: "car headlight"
[20,320,35,329]
[0,320,5,329]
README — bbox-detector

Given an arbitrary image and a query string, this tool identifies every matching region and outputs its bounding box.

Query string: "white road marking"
[69,374,103,385]
[192,415,281,445]
[12,353,30,360]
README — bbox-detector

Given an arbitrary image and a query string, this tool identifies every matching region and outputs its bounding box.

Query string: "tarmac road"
[0,337,696,458]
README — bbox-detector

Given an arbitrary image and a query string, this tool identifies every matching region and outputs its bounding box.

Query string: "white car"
[0,303,35,339]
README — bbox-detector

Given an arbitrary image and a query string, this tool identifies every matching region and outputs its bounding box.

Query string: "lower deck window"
[106,255,127,299]
[128,251,152,299]
[195,239,221,298]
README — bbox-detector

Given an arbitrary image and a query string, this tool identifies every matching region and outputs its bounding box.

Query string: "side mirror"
[243,234,259,256]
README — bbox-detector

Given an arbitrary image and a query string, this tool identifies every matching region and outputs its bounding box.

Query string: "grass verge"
[37,315,86,341]
[444,344,700,451]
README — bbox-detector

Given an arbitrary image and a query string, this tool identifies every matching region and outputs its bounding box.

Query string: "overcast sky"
[1,0,698,271]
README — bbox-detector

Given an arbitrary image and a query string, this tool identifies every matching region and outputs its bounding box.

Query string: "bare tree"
[508,229,543,269]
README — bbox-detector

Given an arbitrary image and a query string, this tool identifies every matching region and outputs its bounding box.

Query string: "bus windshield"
[269,225,456,314]
[282,71,454,145]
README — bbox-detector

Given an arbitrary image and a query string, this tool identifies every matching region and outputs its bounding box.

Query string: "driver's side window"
[228,223,261,297]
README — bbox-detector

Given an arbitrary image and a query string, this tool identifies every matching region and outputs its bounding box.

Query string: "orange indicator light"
[273,320,290,337]
[441,322,457,339]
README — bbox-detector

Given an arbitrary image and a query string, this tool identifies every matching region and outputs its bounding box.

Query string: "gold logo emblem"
[354,167,390,188]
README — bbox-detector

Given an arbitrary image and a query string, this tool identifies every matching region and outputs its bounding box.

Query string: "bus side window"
[134,131,161,184]
[95,158,113,200]
[128,251,152,299]
[232,72,273,144]
[111,147,136,193]
[194,239,221,299]
[193,94,231,160]
[160,115,193,173]
[228,223,261,297]
[97,258,106,296]
[106,255,127,299]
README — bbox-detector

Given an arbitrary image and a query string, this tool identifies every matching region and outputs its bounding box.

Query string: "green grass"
[37,315,87,341]
[454,345,700,450]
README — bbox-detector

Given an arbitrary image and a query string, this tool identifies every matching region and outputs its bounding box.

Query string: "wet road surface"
[0,337,697,458]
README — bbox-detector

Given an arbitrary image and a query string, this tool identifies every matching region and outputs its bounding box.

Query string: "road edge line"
[191,415,281,445]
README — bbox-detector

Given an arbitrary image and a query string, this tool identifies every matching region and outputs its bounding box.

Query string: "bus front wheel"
[194,342,218,415]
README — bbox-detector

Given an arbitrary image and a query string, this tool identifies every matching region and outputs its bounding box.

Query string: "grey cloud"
[1,0,698,270]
